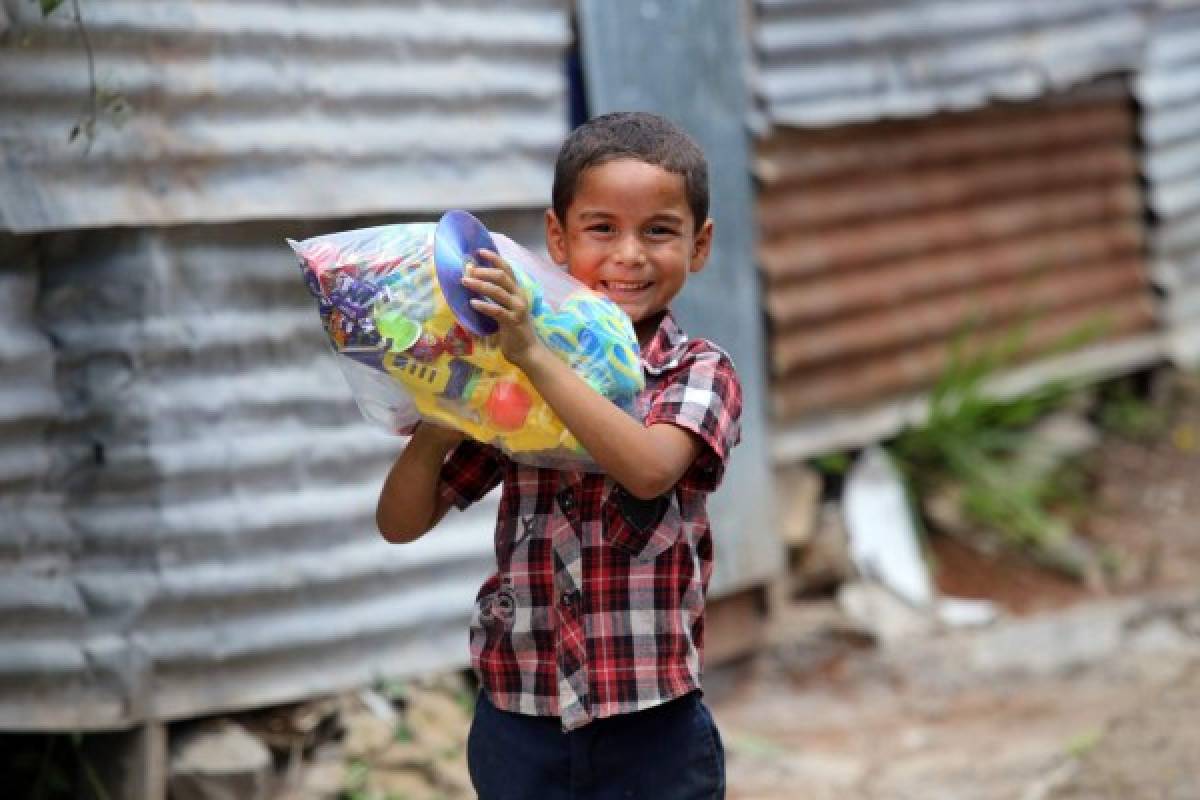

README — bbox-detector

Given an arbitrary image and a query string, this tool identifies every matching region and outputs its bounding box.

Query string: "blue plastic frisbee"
[434,209,499,336]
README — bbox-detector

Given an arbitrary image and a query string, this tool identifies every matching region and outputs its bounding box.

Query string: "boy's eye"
[647,225,678,237]
[587,223,615,234]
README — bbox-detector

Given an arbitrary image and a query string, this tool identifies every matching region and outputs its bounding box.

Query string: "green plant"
[809,452,851,477]
[888,321,1096,555]
[453,685,476,718]
[373,675,410,705]
[25,0,132,149]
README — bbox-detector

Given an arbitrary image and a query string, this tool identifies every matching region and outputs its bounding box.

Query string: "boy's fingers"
[475,250,520,287]
[463,272,525,319]
[467,265,517,294]
[462,274,515,310]
[463,254,529,323]
[470,297,523,326]
[469,297,501,317]
[476,249,509,273]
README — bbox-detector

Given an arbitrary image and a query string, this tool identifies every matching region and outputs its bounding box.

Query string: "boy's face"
[545,158,713,339]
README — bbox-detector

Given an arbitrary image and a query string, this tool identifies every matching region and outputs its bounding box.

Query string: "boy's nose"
[615,236,645,266]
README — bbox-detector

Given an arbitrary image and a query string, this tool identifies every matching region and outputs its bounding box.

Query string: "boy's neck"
[635,309,669,349]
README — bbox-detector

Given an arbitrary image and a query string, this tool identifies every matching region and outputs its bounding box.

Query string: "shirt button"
[559,492,574,511]
[560,590,579,607]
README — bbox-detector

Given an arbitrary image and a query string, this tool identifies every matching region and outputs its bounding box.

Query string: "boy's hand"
[462,249,545,369]
[460,254,705,500]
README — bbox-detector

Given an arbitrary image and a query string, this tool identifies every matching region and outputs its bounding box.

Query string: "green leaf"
[888,315,1103,556]
[37,0,67,16]
[810,452,850,476]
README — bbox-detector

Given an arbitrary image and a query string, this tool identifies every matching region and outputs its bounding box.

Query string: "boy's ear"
[689,218,714,274]
[544,209,568,265]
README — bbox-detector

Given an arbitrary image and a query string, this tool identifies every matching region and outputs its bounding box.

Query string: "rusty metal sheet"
[757,141,1137,236]
[770,259,1150,375]
[771,299,1156,419]
[758,91,1157,422]
[766,222,1144,326]
[760,183,1141,282]
[755,98,1134,187]
[770,333,1165,462]
[0,0,570,232]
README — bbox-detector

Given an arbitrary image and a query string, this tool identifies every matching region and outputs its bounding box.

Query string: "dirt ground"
[710,371,1200,799]
[710,592,1200,800]
[930,371,1200,616]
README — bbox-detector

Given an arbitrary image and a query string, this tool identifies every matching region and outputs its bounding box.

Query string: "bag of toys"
[290,210,644,469]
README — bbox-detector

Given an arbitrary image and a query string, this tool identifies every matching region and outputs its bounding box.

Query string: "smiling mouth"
[600,280,652,293]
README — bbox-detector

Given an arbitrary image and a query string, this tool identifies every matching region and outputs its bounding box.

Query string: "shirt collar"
[639,309,690,375]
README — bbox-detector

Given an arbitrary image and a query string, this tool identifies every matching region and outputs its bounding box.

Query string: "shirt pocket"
[474,574,516,632]
[601,484,682,562]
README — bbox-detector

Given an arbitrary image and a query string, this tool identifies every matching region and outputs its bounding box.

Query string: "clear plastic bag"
[289,210,644,469]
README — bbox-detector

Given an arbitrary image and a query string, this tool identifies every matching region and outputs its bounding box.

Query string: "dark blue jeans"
[467,690,726,799]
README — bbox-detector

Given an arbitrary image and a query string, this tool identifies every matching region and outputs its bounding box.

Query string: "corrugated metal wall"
[1138,3,1200,365]
[757,88,1158,422]
[748,0,1181,459]
[753,0,1153,127]
[0,237,69,711]
[0,238,58,509]
[0,1,570,731]
[0,0,569,231]
[2,212,551,732]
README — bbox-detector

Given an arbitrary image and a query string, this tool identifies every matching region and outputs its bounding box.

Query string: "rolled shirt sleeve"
[642,344,743,492]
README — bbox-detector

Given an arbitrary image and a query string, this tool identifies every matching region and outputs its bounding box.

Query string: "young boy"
[376,111,742,799]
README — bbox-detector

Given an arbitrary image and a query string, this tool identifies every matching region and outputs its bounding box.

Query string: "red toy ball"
[486,381,533,431]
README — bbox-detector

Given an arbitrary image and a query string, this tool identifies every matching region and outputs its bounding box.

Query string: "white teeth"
[605,281,650,290]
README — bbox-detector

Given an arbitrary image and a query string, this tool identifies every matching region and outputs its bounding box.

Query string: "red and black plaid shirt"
[437,310,742,730]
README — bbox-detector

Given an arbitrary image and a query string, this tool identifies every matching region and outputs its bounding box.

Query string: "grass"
[887,319,1100,560]
[1064,728,1104,759]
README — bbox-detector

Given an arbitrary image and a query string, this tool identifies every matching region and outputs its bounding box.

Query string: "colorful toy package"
[289,210,644,468]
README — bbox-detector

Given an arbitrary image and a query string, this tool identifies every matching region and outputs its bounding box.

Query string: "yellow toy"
[373,295,585,456]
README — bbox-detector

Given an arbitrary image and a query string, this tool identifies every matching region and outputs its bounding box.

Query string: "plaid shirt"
[438,310,743,731]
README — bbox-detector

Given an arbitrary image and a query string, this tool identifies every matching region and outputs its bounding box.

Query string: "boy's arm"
[376,422,464,543]
[464,252,701,500]
[519,347,701,499]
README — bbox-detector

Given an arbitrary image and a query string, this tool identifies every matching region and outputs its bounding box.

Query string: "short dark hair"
[551,111,709,228]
